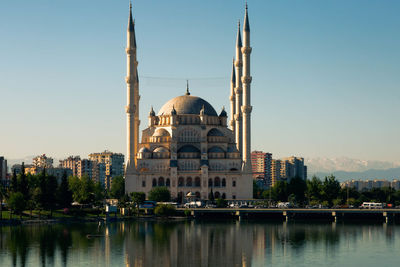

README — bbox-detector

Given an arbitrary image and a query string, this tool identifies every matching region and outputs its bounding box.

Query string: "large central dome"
[157,94,218,116]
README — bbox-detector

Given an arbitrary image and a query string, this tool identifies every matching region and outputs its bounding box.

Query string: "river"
[0,220,399,266]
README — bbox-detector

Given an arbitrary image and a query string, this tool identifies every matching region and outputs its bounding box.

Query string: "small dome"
[139,147,151,153]
[208,146,225,153]
[207,128,224,137]
[153,147,169,153]
[219,107,227,117]
[158,95,217,116]
[153,128,170,137]
[178,145,200,153]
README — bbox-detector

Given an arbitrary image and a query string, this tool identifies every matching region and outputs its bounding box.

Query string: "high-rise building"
[89,151,124,188]
[0,156,7,181]
[281,156,307,182]
[271,159,281,186]
[33,154,53,168]
[59,156,81,176]
[251,151,272,186]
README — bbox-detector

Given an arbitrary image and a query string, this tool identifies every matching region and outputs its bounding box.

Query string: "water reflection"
[0,221,399,267]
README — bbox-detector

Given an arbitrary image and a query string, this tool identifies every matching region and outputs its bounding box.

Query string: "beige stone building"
[124,5,253,200]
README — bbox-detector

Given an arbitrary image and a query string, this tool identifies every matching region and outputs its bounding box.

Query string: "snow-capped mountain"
[306,157,400,174]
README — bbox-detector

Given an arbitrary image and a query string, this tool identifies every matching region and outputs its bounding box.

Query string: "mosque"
[125,4,253,201]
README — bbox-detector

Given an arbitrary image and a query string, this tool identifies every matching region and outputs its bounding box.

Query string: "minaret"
[234,21,243,154]
[126,3,139,171]
[135,68,140,153]
[241,3,252,172]
[229,58,236,135]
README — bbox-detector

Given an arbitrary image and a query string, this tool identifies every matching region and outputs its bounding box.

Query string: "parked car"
[277,202,292,209]
[184,201,203,208]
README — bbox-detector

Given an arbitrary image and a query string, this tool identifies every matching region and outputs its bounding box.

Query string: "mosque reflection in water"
[0,221,397,267]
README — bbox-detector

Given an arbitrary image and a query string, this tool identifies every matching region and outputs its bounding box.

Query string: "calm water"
[0,220,399,267]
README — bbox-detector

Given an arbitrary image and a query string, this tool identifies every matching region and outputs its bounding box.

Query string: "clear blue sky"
[0,0,399,162]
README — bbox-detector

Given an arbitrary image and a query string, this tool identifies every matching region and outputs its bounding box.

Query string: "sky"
[0,0,399,163]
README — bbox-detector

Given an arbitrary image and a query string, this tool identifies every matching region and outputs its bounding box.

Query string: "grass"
[0,208,107,221]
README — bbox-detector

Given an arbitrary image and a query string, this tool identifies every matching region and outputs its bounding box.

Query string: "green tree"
[306,176,323,203]
[148,187,171,202]
[32,187,43,218]
[69,175,95,205]
[8,192,25,218]
[287,176,307,206]
[271,181,288,202]
[93,181,105,205]
[68,176,81,203]
[110,176,125,199]
[209,188,215,203]
[131,192,146,211]
[0,182,7,220]
[11,168,18,193]
[57,171,73,208]
[18,164,29,199]
[322,175,341,207]
[46,175,58,216]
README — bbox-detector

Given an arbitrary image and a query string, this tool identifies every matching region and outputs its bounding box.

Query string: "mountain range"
[306,157,400,182]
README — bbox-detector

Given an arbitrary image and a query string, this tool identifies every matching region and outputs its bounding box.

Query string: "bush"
[8,192,25,215]
[154,204,176,217]
[184,209,191,217]
[216,198,227,208]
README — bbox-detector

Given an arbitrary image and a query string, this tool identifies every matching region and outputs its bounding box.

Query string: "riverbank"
[0,209,191,226]
[2,208,400,226]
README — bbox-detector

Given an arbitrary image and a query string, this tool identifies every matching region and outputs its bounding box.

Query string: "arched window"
[178,128,200,142]
[214,177,221,187]
[214,191,221,199]
[152,178,157,187]
[208,178,213,187]
[195,177,201,187]
[142,180,146,187]
[232,180,236,187]
[222,178,226,187]
[186,177,192,187]
[166,178,170,187]
[222,193,226,199]
[178,177,184,187]
[158,177,165,186]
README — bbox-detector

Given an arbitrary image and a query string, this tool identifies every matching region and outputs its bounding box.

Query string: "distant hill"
[312,167,400,182]
[306,157,400,173]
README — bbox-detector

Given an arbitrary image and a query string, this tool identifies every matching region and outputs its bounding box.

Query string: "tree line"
[0,163,126,219]
[254,175,400,207]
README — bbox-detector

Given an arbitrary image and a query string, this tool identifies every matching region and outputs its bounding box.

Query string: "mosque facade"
[125,4,253,201]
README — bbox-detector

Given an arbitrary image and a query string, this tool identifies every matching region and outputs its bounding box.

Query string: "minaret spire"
[126,3,139,173]
[229,58,236,134]
[234,20,243,155]
[186,80,190,95]
[241,3,252,172]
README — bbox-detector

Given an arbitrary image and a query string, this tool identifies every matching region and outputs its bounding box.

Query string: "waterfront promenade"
[177,208,400,222]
